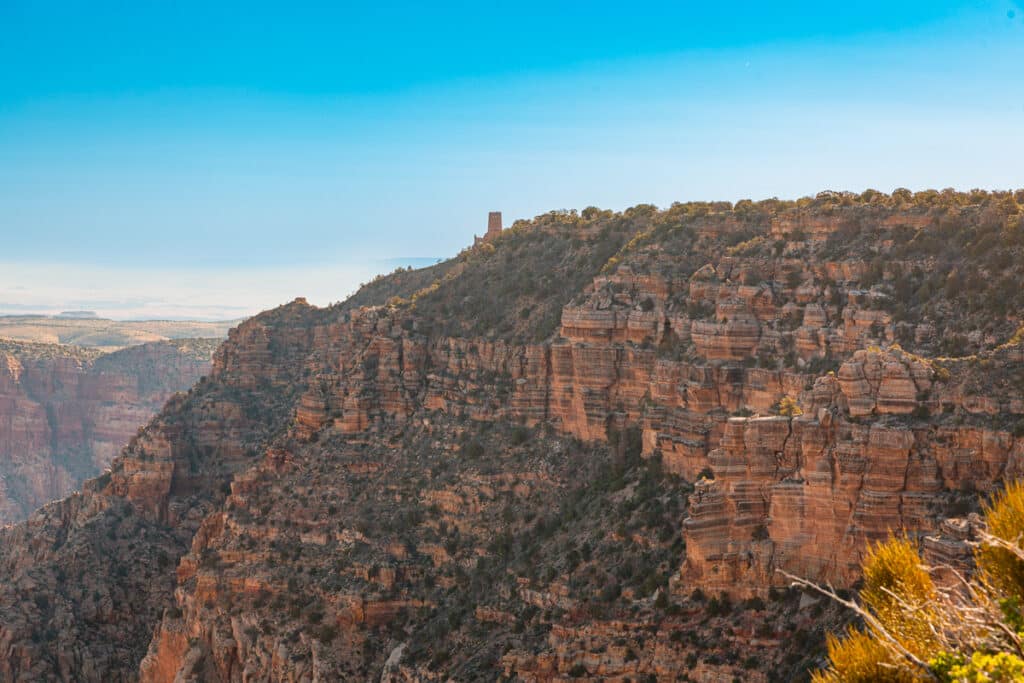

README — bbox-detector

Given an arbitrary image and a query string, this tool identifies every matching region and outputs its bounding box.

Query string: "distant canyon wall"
[0,339,215,524]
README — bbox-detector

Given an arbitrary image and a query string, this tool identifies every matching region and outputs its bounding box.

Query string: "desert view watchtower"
[474,211,503,246]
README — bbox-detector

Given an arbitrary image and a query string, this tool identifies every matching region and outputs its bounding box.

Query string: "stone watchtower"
[486,212,502,239]
[474,211,503,246]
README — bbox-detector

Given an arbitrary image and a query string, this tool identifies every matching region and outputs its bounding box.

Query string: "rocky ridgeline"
[0,339,216,524]
[287,228,1024,601]
[1,194,1024,680]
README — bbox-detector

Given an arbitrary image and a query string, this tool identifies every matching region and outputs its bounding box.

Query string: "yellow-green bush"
[977,481,1024,605]
[812,627,924,682]
[812,482,1024,682]
[931,651,1024,682]
[776,395,803,417]
[859,536,940,659]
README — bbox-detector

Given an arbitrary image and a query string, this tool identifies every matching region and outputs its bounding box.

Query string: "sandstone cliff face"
[0,339,216,524]
[138,406,839,683]
[0,306,314,681]
[681,345,1024,597]
[141,287,1020,677]
[2,196,1024,681]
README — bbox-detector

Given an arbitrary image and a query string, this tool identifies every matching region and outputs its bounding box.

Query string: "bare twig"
[777,569,939,680]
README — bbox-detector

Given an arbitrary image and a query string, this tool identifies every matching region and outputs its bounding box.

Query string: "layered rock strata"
[0,339,216,524]
[2,196,1024,680]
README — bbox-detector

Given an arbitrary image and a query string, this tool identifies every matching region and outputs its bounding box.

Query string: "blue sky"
[1,1,1022,319]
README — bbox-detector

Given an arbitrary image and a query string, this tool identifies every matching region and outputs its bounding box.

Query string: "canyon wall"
[0,339,216,524]
[279,288,1024,601]
[2,195,1024,681]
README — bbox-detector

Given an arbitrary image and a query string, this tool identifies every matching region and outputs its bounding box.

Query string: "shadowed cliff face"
[2,193,1024,681]
[0,338,217,524]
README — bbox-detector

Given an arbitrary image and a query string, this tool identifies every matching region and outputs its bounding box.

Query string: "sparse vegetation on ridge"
[2,189,1024,681]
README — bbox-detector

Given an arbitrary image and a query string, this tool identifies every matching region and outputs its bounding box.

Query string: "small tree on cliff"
[792,482,1024,682]
[776,395,803,417]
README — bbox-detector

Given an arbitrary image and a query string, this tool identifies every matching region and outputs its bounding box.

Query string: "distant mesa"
[473,211,503,246]
[0,314,235,351]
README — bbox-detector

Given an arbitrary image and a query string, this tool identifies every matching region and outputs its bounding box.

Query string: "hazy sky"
[2,1,1023,319]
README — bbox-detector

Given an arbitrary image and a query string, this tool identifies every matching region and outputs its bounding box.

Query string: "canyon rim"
[2,192,1024,679]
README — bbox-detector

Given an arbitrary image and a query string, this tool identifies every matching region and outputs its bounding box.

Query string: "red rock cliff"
[0,339,216,524]
[3,193,1024,681]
